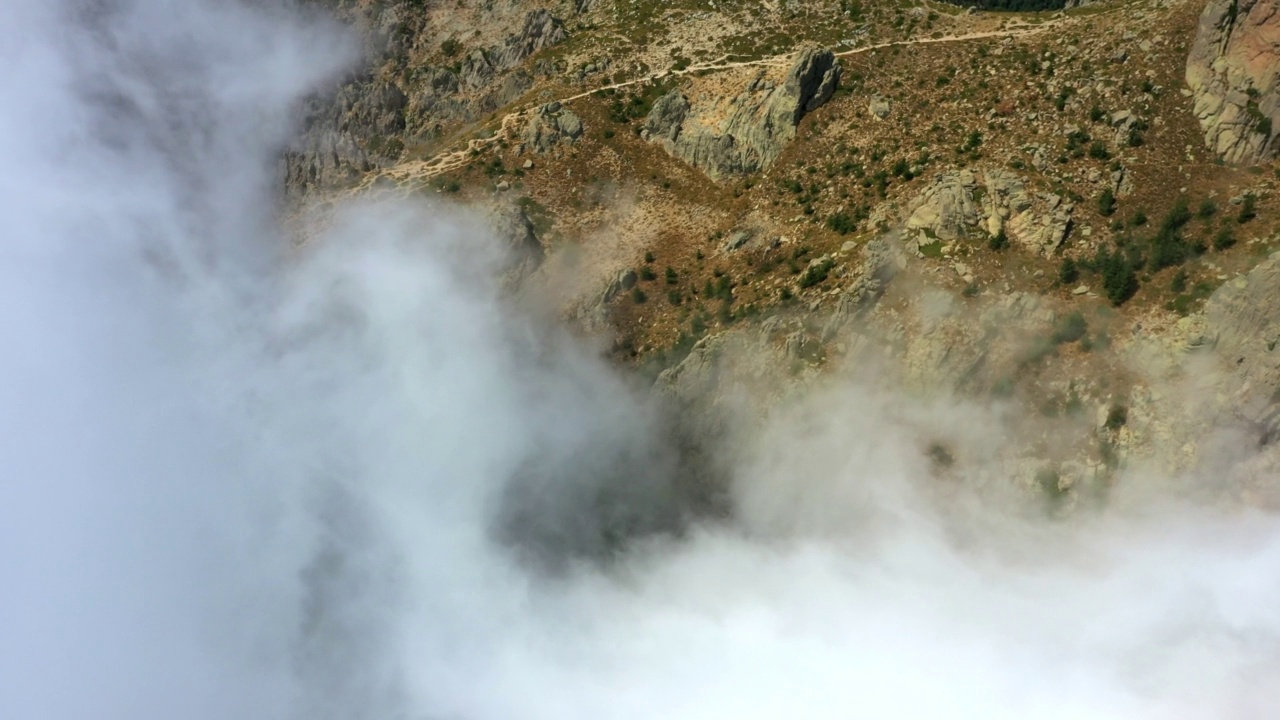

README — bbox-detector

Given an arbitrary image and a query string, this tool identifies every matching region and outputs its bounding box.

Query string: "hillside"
[291,0,1280,506]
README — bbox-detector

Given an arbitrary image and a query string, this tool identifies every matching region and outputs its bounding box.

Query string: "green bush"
[1105,404,1128,430]
[1059,257,1079,284]
[1214,227,1237,251]
[1148,199,1193,271]
[798,258,837,289]
[1238,194,1257,224]
[1098,248,1139,305]
[826,212,857,235]
[1098,188,1117,216]
[1051,311,1088,345]
[988,228,1009,251]
[631,287,647,304]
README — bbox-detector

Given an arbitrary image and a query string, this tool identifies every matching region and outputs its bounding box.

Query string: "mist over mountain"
[2,1,1279,719]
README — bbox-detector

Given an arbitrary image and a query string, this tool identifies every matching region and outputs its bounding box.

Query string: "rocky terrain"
[288,0,1280,508]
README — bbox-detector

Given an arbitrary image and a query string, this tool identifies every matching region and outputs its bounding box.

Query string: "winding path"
[360,21,1057,190]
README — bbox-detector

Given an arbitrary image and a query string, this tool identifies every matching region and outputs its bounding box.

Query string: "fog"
[1,1,1277,719]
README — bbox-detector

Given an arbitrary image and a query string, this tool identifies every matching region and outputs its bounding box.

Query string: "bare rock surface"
[643,46,841,180]
[1186,0,1280,163]
[522,102,584,154]
[905,169,1073,256]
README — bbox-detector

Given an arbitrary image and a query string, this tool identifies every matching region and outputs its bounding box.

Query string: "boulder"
[642,45,842,180]
[1186,0,1280,163]
[869,95,891,120]
[522,103,584,153]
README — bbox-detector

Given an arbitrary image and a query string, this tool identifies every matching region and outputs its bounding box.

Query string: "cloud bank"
[1,1,1277,719]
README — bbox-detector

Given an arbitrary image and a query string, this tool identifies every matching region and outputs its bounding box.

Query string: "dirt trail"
[359,22,1058,191]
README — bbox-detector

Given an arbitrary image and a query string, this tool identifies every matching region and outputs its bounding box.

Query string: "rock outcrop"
[492,203,545,288]
[522,102,584,154]
[905,169,1073,256]
[284,8,565,195]
[1206,252,1280,423]
[489,10,566,71]
[643,46,841,180]
[282,80,408,195]
[1186,0,1280,164]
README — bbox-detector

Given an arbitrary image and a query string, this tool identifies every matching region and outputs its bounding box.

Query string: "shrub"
[631,287,647,304]
[1197,199,1217,218]
[1051,311,1088,344]
[1131,210,1148,227]
[1088,141,1111,161]
[441,38,462,57]
[826,212,857,235]
[798,258,836,289]
[1059,257,1079,284]
[1214,227,1237,251]
[1098,188,1117,216]
[1171,269,1188,293]
[1238,194,1257,223]
[1037,467,1066,500]
[667,289,682,306]
[644,251,655,263]
[665,266,679,284]
[1164,197,1192,229]
[1148,199,1194,271]
[988,228,1010,251]
[640,266,656,281]
[1098,248,1138,305]
[1105,404,1128,430]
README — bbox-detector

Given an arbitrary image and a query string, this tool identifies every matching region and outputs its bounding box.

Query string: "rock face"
[643,46,842,179]
[1206,253,1280,415]
[1186,0,1280,164]
[282,81,408,195]
[489,10,566,70]
[492,203,545,288]
[284,7,565,195]
[522,102,584,154]
[905,169,1073,256]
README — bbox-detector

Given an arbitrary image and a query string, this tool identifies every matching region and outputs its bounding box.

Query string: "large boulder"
[643,45,841,180]
[522,102,584,154]
[1186,0,1280,164]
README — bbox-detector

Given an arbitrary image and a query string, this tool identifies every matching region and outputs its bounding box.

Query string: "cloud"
[1,2,1278,720]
